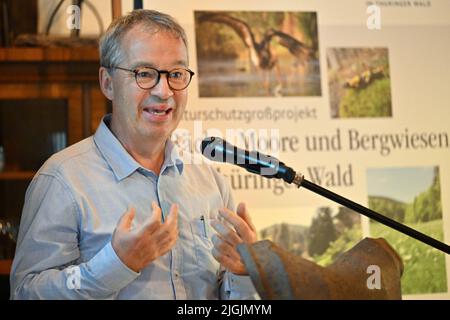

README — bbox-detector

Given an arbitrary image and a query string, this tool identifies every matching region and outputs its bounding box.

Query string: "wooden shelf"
[0,171,36,180]
[0,46,108,135]
[0,47,99,62]
[0,47,101,84]
[0,259,12,275]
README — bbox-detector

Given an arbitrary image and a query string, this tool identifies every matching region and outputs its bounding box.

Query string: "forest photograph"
[367,166,447,295]
[327,47,392,118]
[194,11,321,97]
[258,205,362,267]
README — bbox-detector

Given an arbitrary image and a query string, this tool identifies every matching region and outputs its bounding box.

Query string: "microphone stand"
[291,173,450,255]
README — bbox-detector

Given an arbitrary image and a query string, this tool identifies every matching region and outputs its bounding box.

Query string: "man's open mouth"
[143,107,173,116]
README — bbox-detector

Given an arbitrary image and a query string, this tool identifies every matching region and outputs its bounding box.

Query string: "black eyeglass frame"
[105,65,195,91]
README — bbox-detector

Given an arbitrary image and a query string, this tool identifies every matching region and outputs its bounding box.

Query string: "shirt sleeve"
[10,173,140,300]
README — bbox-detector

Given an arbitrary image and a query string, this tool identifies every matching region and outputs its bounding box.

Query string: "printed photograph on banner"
[194,11,321,97]
[327,47,392,118]
[252,204,362,266]
[367,166,447,295]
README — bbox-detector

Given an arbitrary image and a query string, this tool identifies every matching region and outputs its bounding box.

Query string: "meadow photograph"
[367,166,447,295]
[327,47,392,118]
[194,11,321,97]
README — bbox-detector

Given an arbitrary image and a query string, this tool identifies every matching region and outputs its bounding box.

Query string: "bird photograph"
[326,47,392,118]
[194,11,321,97]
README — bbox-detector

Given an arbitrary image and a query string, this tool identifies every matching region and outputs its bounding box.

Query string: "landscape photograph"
[256,205,362,267]
[367,166,447,294]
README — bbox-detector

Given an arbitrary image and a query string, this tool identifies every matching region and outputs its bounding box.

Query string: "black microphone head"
[200,136,295,183]
[201,136,215,155]
[201,136,224,161]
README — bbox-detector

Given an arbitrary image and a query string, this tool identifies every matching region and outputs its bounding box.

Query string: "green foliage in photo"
[369,196,407,222]
[313,225,362,267]
[339,78,392,118]
[370,220,447,294]
[404,169,442,223]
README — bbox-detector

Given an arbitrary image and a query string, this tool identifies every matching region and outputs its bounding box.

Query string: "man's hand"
[211,202,257,275]
[112,201,178,272]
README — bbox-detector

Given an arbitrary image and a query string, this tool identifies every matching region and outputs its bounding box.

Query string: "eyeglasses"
[106,66,195,91]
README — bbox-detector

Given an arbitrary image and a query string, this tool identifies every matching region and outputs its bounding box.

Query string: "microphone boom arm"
[292,172,450,255]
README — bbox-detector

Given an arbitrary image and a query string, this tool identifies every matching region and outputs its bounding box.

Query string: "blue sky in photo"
[367,167,436,203]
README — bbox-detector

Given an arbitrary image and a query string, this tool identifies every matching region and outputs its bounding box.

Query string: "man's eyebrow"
[129,61,155,69]
[172,60,188,68]
[129,60,188,70]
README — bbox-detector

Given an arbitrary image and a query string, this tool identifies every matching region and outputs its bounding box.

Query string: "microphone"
[200,136,450,255]
[201,136,303,185]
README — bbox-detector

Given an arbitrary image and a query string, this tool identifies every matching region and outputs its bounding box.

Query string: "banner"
[167,0,450,299]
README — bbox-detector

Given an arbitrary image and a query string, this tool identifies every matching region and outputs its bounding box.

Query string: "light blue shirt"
[10,114,258,300]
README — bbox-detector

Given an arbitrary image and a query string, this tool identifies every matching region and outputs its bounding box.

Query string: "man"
[10,9,258,299]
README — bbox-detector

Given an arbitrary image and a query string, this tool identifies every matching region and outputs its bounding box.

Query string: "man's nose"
[150,74,174,99]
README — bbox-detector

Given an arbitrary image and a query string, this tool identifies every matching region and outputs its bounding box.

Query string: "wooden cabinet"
[0,47,109,274]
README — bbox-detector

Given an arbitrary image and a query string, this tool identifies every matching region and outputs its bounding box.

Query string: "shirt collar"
[162,136,184,176]
[93,114,184,181]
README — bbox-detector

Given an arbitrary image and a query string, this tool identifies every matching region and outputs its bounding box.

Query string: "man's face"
[110,25,189,142]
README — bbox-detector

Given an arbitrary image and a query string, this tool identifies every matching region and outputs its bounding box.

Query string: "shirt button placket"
[158,175,181,298]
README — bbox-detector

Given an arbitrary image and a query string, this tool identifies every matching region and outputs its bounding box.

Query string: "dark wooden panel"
[0,99,68,171]
[0,0,37,47]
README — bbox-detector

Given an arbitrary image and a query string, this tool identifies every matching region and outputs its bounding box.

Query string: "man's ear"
[99,67,114,100]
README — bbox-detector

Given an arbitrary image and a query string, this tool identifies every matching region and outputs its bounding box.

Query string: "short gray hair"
[99,9,188,69]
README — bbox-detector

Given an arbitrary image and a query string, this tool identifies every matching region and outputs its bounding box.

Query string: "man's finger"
[212,247,246,275]
[212,234,241,261]
[218,207,249,238]
[236,202,256,233]
[117,207,136,231]
[140,201,162,234]
[165,203,179,226]
[211,219,242,246]
[151,201,162,221]
[153,203,179,238]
